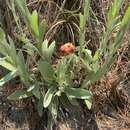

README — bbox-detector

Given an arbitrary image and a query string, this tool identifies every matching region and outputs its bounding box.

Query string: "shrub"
[0,0,130,129]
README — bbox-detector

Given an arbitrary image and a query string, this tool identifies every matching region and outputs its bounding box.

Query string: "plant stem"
[79,0,90,55]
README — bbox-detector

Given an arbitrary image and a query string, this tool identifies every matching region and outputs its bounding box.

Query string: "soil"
[0,101,130,130]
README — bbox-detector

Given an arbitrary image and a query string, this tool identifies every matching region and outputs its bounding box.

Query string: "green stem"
[79,0,90,55]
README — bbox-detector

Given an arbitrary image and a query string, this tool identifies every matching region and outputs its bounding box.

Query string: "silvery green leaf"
[0,70,17,87]
[0,57,16,71]
[7,90,32,100]
[41,40,55,61]
[64,87,92,99]
[85,98,92,109]
[38,60,54,82]
[43,86,56,108]
[39,19,46,42]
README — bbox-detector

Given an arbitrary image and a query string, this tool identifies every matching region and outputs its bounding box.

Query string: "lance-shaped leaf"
[0,28,11,56]
[121,5,130,31]
[39,19,47,42]
[7,90,32,100]
[43,86,56,108]
[64,87,92,99]
[56,60,68,87]
[0,57,16,71]
[48,97,58,118]
[30,10,39,38]
[85,98,92,110]
[38,60,55,82]
[8,36,17,66]
[32,85,41,99]
[17,51,30,83]
[41,40,55,61]
[37,97,44,116]
[14,0,30,23]
[79,0,90,52]
[107,0,123,26]
[23,41,40,55]
[0,70,18,87]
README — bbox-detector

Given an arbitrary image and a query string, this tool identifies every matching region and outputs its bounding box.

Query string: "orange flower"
[60,43,76,54]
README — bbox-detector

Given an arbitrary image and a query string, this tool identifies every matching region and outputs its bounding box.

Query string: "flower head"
[60,43,75,54]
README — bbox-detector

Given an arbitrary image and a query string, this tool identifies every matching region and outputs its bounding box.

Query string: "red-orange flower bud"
[60,43,75,54]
